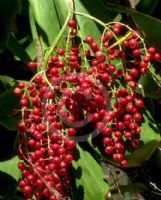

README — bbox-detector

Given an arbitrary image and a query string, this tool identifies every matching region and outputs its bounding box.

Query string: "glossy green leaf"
[0,156,20,200]
[72,145,109,200]
[0,89,20,131]
[136,0,159,14]
[0,0,20,51]
[29,0,61,51]
[8,35,31,62]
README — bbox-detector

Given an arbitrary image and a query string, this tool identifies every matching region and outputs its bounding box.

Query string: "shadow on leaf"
[0,171,17,200]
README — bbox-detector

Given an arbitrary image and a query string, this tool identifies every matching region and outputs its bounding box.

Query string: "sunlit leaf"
[0,156,20,200]
[29,0,61,51]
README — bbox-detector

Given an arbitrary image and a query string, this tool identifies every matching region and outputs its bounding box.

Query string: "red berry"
[135,99,144,108]
[18,162,24,170]
[18,82,25,89]
[130,68,139,77]
[56,48,65,55]
[114,143,124,153]
[27,174,35,183]
[102,127,113,136]
[129,39,137,48]
[147,47,156,55]
[112,153,123,161]
[131,139,140,148]
[120,159,127,167]
[105,146,113,154]
[68,127,76,136]
[132,49,140,57]
[67,19,75,27]
[125,75,132,82]
[154,53,161,61]
[49,195,57,200]
[51,55,58,62]
[143,55,151,63]
[95,121,105,132]
[13,87,21,96]
[23,185,32,194]
[107,65,116,73]
[27,61,36,70]
[18,180,27,188]
[105,31,113,39]
[124,131,132,139]
[133,112,142,122]
[85,36,94,44]
[103,137,112,145]
[139,61,148,68]
[114,131,122,138]
[20,98,28,106]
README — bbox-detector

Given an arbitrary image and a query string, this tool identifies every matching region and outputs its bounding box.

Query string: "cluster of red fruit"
[13,18,161,199]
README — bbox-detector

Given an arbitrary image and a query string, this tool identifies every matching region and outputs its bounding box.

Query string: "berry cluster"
[14,17,161,199]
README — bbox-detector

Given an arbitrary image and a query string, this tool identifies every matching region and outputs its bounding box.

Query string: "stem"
[77,29,89,70]
[74,11,106,27]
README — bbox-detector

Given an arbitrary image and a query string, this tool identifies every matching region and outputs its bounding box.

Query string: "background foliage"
[0,0,161,199]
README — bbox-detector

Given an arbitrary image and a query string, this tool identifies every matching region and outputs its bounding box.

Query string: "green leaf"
[0,156,20,200]
[136,0,159,14]
[74,0,112,40]
[136,73,161,99]
[53,0,69,26]
[29,0,61,51]
[0,89,20,131]
[131,12,161,52]
[144,98,155,116]
[0,156,20,180]
[149,143,161,169]
[104,0,121,5]
[25,41,37,60]
[0,0,20,51]
[52,0,70,47]
[72,145,109,200]
[0,75,16,90]
[8,35,31,62]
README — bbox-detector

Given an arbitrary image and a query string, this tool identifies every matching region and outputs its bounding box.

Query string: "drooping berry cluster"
[16,75,75,199]
[14,16,161,199]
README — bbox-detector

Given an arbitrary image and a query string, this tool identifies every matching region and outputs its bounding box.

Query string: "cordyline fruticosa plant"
[10,0,161,200]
